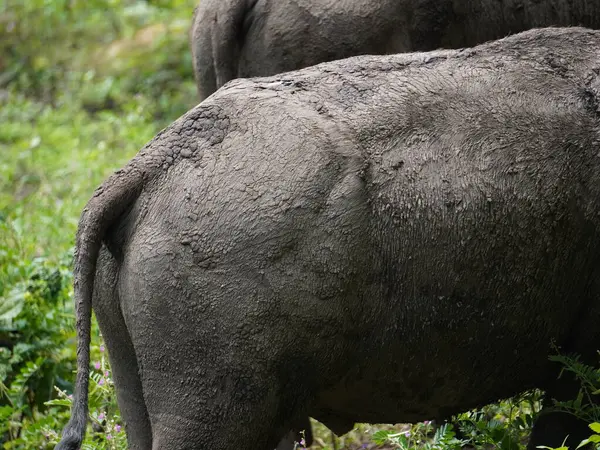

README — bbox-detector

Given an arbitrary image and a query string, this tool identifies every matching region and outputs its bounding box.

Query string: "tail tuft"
[55,410,86,450]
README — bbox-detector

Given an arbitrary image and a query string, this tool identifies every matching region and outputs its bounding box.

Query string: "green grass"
[1,93,152,260]
[0,0,198,285]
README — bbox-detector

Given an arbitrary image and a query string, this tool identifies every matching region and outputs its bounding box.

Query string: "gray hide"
[190,0,600,101]
[58,27,600,450]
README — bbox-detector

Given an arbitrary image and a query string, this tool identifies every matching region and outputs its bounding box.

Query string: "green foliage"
[370,421,467,450]
[303,394,539,450]
[576,423,600,450]
[532,351,600,450]
[45,344,127,449]
[0,251,126,448]
[535,422,600,450]
[0,0,198,281]
[450,391,541,450]
[1,0,197,448]
[549,352,600,425]
[0,0,197,115]
[0,252,75,447]
[0,90,156,271]
[2,1,600,449]
[362,394,538,450]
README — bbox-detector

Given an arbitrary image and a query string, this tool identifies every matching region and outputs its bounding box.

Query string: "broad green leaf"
[577,438,592,449]
[371,430,390,445]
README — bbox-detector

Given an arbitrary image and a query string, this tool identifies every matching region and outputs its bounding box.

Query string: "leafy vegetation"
[0,0,197,447]
[304,393,541,450]
[1,1,599,449]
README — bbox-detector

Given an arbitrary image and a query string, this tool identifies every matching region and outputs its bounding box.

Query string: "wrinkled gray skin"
[190,0,600,101]
[57,27,600,450]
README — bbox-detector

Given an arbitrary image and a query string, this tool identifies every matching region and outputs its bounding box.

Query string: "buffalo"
[190,0,600,100]
[59,27,600,450]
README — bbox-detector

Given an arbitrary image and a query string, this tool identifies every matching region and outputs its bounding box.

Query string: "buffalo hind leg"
[143,369,297,450]
[92,247,153,449]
